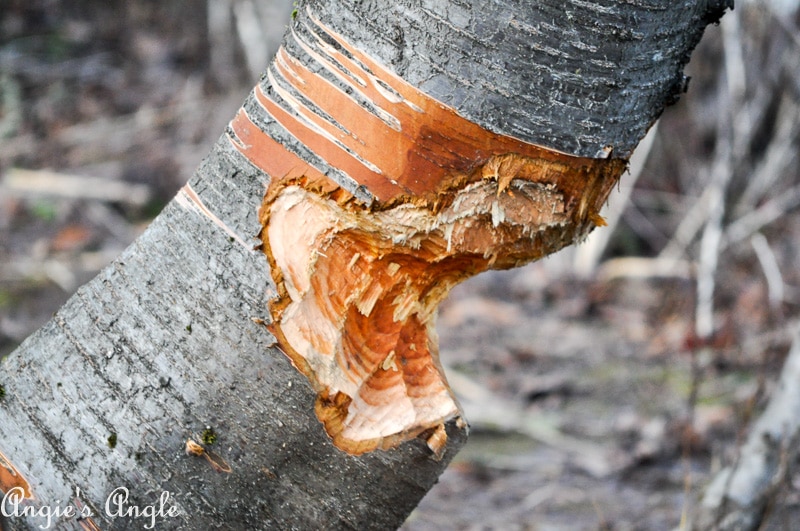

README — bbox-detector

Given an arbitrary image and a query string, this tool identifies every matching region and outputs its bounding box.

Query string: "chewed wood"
[227,6,627,456]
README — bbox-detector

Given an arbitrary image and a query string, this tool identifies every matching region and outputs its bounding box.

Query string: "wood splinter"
[228,10,627,456]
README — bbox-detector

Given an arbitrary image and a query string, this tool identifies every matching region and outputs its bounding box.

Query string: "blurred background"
[2,1,800,528]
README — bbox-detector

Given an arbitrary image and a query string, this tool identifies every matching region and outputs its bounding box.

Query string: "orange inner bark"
[227,8,628,456]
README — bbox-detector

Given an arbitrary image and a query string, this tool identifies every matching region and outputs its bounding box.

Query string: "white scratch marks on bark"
[176,184,253,252]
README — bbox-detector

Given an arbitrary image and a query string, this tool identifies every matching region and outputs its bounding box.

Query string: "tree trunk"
[0,1,727,529]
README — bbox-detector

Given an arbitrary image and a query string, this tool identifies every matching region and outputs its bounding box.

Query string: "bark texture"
[0,140,467,530]
[304,0,730,160]
[0,1,727,529]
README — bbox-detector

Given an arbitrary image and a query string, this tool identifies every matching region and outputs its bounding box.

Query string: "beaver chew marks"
[236,10,627,456]
[263,153,613,457]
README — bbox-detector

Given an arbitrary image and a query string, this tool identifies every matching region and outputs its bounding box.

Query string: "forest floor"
[2,3,800,530]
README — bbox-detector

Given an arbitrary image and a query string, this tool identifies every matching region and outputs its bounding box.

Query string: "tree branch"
[693,326,800,530]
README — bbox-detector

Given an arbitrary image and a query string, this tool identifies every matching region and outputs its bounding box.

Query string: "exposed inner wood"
[228,8,627,455]
[261,153,622,455]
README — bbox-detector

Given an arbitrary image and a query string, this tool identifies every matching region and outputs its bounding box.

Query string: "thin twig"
[233,0,270,81]
[695,5,744,341]
[595,256,692,281]
[734,95,800,216]
[2,168,152,206]
[750,233,784,308]
[683,12,744,528]
[695,158,729,340]
[723,184,800,249]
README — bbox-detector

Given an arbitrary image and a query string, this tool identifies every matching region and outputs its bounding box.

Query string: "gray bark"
[1,1,726,529]
[303,0,730,160]
[0,138,466,530]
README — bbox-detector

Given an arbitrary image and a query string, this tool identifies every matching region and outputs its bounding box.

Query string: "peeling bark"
[0,1,726,529]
